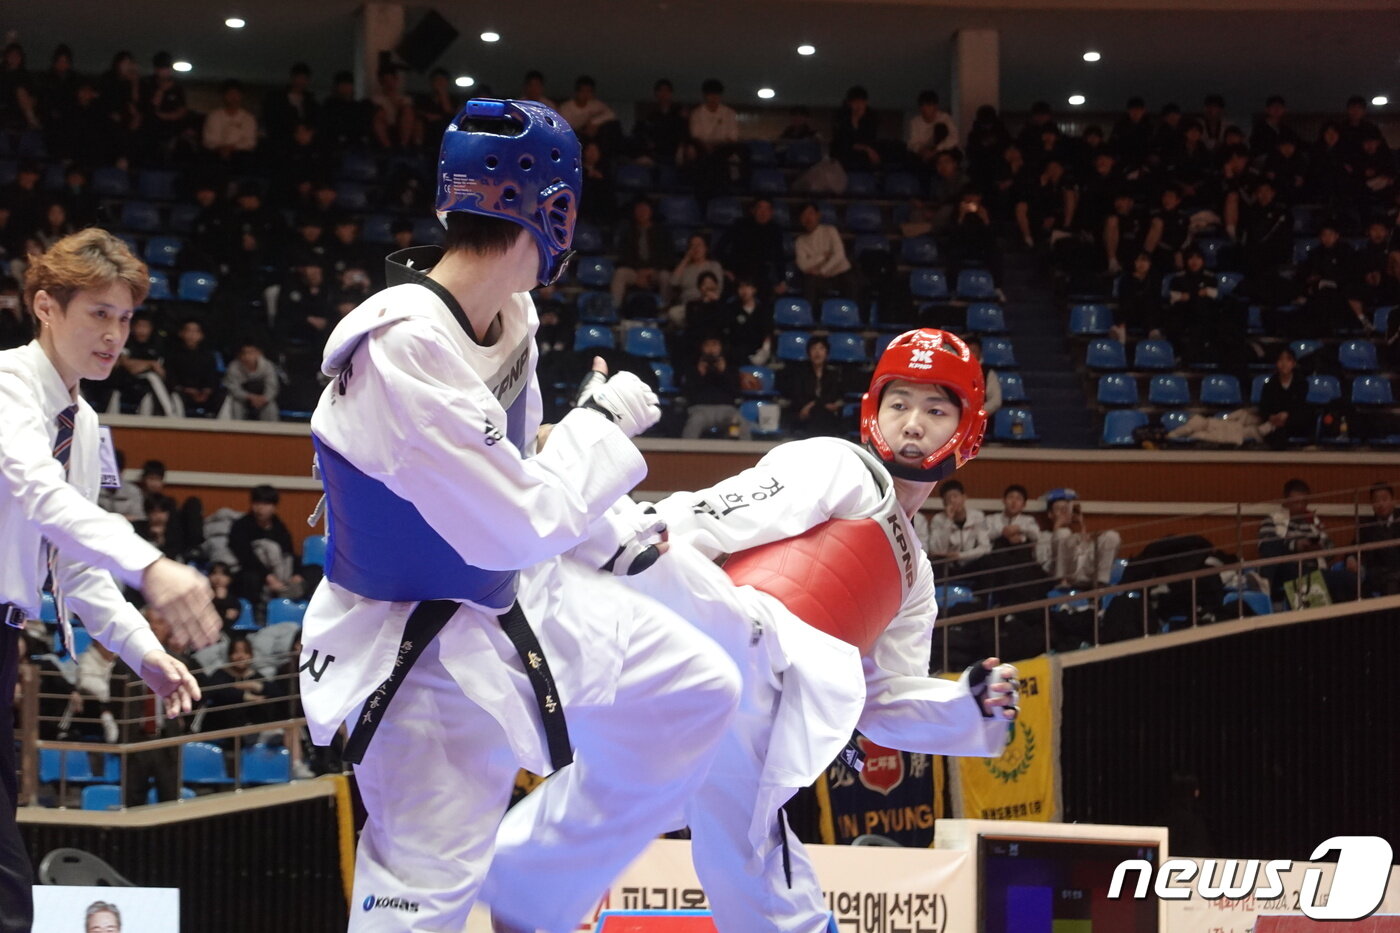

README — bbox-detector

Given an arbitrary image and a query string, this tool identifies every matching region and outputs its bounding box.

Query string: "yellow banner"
[951,653,1060,822]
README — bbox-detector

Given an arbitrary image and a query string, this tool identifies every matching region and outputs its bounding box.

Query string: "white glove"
[601,504,668,575]
[576,369,660,438]
[967,659,1020,721]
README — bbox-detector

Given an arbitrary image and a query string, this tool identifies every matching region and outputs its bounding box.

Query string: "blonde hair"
[23,227,149,311]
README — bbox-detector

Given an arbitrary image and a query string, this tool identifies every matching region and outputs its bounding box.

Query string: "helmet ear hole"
[503,187,518,201]
[519,155,534,170]
[485,155,499,169]
[551,148,561,161]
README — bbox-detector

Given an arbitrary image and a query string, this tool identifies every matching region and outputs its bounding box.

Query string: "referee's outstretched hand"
[141,557,221,652]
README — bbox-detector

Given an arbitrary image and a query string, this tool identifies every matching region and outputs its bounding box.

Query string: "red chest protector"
[723,515,913,656]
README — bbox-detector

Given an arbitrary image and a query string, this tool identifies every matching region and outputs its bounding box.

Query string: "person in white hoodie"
[297,99,739,933]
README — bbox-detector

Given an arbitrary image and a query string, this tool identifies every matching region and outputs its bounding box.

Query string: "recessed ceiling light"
[1068,94,1086,106]
[1372,95,1389,107]
[757,88,776,100]
[480,31,500,42]
[1082,50,1101,62]
[455,75,475,88]
[224,16,246,28]
[797,44,815,56]
[172,60,193,73]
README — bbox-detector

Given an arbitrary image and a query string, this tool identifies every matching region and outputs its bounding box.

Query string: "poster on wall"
[33,886,179,932]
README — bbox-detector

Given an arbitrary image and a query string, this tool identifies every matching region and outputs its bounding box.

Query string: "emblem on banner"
[985,721,1035,784]
[856,736,905,796]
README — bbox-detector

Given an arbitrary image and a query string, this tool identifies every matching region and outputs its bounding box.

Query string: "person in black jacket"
[681,336,746,439]
[1257,348,1312,448]
[228,485,306,604]
[782,335,845,437]
[720,198,787,297]
[831,85,882,171]
[164,319,224,418]
[610,198,675,307]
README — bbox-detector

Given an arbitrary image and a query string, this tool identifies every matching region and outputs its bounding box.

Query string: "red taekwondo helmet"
[860,328,988,482]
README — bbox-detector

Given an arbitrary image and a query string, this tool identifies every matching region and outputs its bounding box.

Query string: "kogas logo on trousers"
[1109,836,1393,921]
[362,894,421,914]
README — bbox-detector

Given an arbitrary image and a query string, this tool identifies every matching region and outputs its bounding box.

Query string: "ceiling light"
[797,44,815,56]
[757,88,776,100]
[1068,94,1086,106]
[1082,50,1101,62]
[225,17,246,28]
[455,75,475,88]
[480,31,500,42]
[1372,95,1389,107]
[172,61,193,73]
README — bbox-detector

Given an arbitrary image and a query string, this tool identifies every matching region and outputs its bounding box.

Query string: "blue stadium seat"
[1306,374,1341,405]
[81,785,123,811]
[576,291,618,324]
[182,742,235,785]
[1338,340,1379,372]
[935,585,976,611]
[1085,339,1128,371]
[92,166,131,197]
[773,297,814,329]
[1291,206,1319,235]
[909,269,949,300]
[120,201,162,232]
[776,331,811,362]
[883,172,922,198]
[649,361,676,394]
[1133,339,1176,371]
[147,786,197,804]
[177,272,218,303]
[242,744,292,785]
[147,271,173,302]
[852,234,890,256]
[411,217,446,246]
[820,298,862,330]
[1375,306,1392,334]
[1097,374,1139,406]
[826,333,868,363]
[337,150,377,181]
[301,535,326,568]
[1289,339,1322,361]
[1250,374,1269,404]
[658,195,701,227]
[980,337,1017,369]
[1102,410,1148,446]
[1216,271,1244,299]
[740,365,777,397]
[1160,409,1192,433]
[1194,236,1230,270]
[1068,303,1112,336]
[624,326,668,359]
[39,749,107,785]
[267,599,307,626]
[844,202,883,233]
[1223,590,1272,616]
[993,408,1037,441]
[955,269,996,300]
[360,214,393,245]
[1292,238,1321,266]
[143,236,182,269]
[39,593,56,623]
[750,168,787,194]
[1148,375,1190,406]
[573,324,615,352]
[770,202,792,227]
[845,172,877,196]
[168,202,200,234]
[571,221,604,253]
[873,332,896,359]
[574,256,614,289]
[136,169,179,201]
[705,196,744,227]
[333,183,368,211]
[738,400,784,438]
[40,163,65,190]
[999,371,1028,402]
[1200,374,1243,407]
[614,163,653,190]
[232,598,258,632]
[964,303,1006,334]
[900,236,938,266]
[1351,375,1395,406]
[783,139,822,166]
[746,139,777,165]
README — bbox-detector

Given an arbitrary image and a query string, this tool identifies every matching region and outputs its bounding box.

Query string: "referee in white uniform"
[0,229,220,931]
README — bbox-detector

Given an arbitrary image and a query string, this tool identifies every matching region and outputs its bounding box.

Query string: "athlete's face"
[877,379,960,469]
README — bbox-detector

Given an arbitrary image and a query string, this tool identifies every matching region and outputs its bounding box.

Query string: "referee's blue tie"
[46,404,80,657]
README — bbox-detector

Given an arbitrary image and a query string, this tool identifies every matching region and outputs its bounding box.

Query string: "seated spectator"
[1165,248,1220,365]
[1104,192,1151,278]
[966,338,1001,416]
[98,449,145,521]
[1110,97,1153,173]
[557,75,620,151]
[723,278,772,364]
[1339,95,1384,158]
[965,104,1011,191]
[670,233,725,310]
[1359,482,1400,596]
[33,201,75,252]
[1238,180,1292,277]
[1295,221,1359,337]
[229,485,307,604]
[321,70,370,148]
[519,69,555,108]
[1258,478,1353,603]
[1261,136,1307,204]
[782,335,845,438]
[1,160,43,240]
[1014,157,1076,249]
[1036,488,1122,588]
[288,214,328,268]
[927,150,972,231]
[202,79,258,169]
[139,52,195,158]
[832,85,883,171]
[946,188,998,278]
[262,62,318,151]
[1308,123,1352,205]
[223,340,281,422]
[165,319,224,418]
[370,64,417,150]
[578,140,616,226]
[631,78,688,164]
[1347,220,1400,321]
[978,483,1053,611]
[1352,129,1395,205]
[610,198,675,309]
[794,201,857,306]
[720,198,787,297]
[58,640,118,743]
[1200,94,1228,150]
[208,561,244,632]
[1143,185,1192,271]
[907,90,958,167]
[416,68,459,150]
[112,311,167,412]
[688,78,742,197]
[135,495,188,561]
[778,107,817,141]
[1256,348,1311,448]
[278,262,334,346]
[1249,95,1293,158]
[113,606,189,806]
[0,275,26,350]
[137,460,177,515]
[681,271,727,360]
[200,633,269,734]
[681,335,746,439]
[925,479,991,584]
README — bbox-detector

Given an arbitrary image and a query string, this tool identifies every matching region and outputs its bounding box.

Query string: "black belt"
[0,604,25,630]
[342,599,574,772]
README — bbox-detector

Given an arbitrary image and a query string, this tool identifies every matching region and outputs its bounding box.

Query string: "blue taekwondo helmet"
[436,98,582,286]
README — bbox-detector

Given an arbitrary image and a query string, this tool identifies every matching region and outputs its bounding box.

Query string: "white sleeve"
[984,369,1002,415]
[938,114,960,151]
[0,373,161,586]
[926,514,952,555]
[959,512,991,563]
[722,108,739,142]
[355,321,647,570]
[857,560,1008,757]
[793,233,819,274]
[651,439,873,559]
[57,558,161,672]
